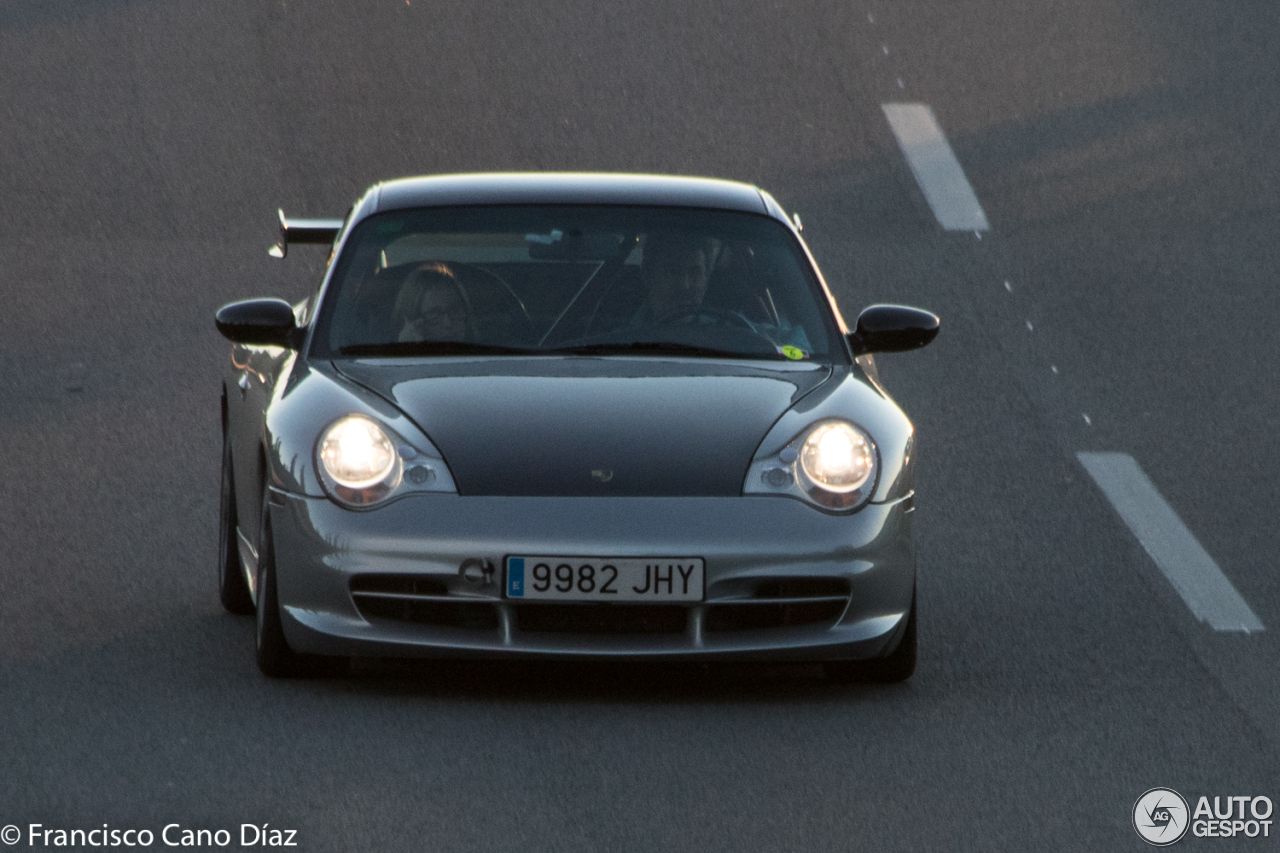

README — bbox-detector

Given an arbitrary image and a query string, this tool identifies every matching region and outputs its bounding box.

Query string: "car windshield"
[313,205,844,362]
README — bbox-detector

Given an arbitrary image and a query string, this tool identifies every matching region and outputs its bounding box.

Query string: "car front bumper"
[269,489,916,662]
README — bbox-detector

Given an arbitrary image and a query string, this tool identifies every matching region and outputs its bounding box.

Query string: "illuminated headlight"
[794,420,876,509]
[317,415,402,505]
[312,414,457,508]
[800,422,874,494]
[744,419,879,512]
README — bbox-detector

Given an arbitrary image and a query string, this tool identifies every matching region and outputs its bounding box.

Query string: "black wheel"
[218,433,254,615]
[825,592,917,684]
[254,489,310,678]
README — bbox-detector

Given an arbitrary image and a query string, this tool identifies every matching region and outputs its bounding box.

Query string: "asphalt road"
[2,1,1278,850]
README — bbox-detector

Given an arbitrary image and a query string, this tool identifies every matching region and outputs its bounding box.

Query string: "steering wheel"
[660,305,760,332]
[655,305,782,349]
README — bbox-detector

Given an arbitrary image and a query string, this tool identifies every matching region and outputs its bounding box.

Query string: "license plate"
[505,556,704,602]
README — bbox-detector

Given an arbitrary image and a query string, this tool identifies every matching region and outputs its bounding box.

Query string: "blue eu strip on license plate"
[507,557,525,597]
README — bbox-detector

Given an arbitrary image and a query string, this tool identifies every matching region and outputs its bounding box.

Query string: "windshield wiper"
[338,341,542,357]
[548,341,776,359]
[340,340,787,360]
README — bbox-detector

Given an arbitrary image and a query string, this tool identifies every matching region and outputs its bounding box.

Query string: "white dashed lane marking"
[882,103,990,231]
[1078,452,1264,632]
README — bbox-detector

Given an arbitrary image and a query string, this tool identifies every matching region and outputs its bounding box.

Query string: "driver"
[394,262,471,342]
[635,232,720,324]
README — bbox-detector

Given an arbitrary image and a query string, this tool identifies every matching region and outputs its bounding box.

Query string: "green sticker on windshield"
[779,345,807,361]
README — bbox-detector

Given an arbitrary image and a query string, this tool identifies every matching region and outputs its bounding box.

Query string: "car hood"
[335,357,832,497]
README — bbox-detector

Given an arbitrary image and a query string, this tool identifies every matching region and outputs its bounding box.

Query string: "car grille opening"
[345,575,849,637]
[703,577,849,634]
[703,600,846,633]
[350,574,449,596]
[751,578,848,599]
[516,603,688,635]
[354,596,501,630]
[350,574,498,631]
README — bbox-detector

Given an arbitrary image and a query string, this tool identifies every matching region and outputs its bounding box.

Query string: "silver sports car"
[216,173,939,680]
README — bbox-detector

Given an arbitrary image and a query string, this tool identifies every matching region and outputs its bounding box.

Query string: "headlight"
[743,419,879,512]
[799,422,874,494]
[313,414,458,508]
[317,415,402,505]
[320,416,397,488]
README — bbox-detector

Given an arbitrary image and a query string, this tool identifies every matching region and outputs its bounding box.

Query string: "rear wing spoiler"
[267,209,344,258]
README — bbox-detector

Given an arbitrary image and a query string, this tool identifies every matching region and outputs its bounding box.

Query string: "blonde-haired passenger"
[394,262,471,343]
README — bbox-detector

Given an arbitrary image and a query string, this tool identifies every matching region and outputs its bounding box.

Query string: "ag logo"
[1134,788,1190,846]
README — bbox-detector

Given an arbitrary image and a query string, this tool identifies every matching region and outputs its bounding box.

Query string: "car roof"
[372,173,772,215]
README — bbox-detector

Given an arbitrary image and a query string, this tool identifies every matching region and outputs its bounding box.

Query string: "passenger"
[394,262,471,343]
[636,232,720,324]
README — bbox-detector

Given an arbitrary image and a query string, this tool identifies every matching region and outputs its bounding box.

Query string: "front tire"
[254,490,310,678]
[825,592,917,684]
[218,434,254,615]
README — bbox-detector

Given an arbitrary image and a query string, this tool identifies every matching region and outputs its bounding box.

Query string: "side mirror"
[849,304,940,355]
[215,298,302,348]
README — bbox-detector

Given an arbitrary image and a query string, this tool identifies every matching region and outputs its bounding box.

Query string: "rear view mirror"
[849,304,940,355]
[526,228,628,261]
[215,298,302,348]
